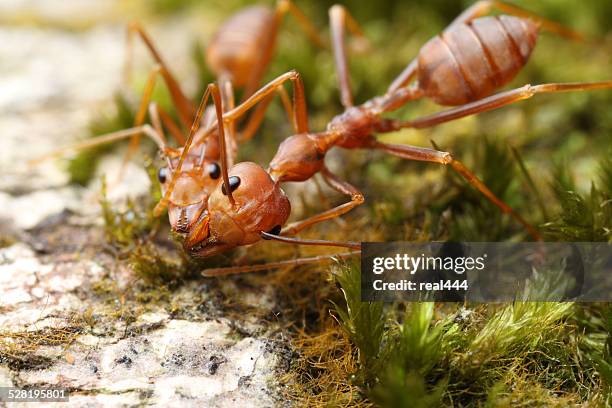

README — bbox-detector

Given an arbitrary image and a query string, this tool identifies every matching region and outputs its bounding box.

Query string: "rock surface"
[0,239,289,407]
[0,2,291,407]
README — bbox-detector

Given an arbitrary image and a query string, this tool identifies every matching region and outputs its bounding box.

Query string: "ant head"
[158,154,223,235]
[268,133,325,182]
[184,162,291,258]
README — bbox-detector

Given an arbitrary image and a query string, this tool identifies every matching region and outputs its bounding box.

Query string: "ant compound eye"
[221,176,241,195]
[158,167,168,184]
[207,163,221,179]
[262,225,282,240]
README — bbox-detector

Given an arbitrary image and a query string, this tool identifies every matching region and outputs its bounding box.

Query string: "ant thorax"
[326,106,378,148]
[268,133,326,183]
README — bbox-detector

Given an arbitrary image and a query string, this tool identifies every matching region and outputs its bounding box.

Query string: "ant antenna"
[208,85,235,206]
[154,84,210,216]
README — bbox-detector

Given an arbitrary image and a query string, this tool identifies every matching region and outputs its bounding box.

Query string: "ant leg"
[276,86,294,126]
[241,0,325,98]
[393,81,612,130]
[149,102,192,149]
[118,66,192,181]
[372,141,541,240]
[276,0,326,48]
[449,1,583,41]
[225,70,309,134]
[117,65,198,181]
[329,4,369,108]
[191,72,308,158]
[207,83,235,205]
[154,84,212,216]
[238,93,277,142]
[126,21,195,127]
[147,102,167,146]
[117,66,164,180]
[155,104,186,145]
[329,5,354,108]
[202,250,360,277]
[239,86,299,142]
[387,60,418,95]
[219,72,294,151]
[282,166,365,236]
[29,125,169,166]
[329,5,370,107]
[218,75,237,166]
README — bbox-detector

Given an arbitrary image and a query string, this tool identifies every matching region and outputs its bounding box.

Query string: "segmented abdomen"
[206,6,275,87]
[417,15,539,106]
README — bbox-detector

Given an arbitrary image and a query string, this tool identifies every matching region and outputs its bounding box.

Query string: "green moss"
[577,304,612,403]
[315,260,596,406]
[543,153,612,242]
[371,370,446,408]
[150,0,201,14]
[369,302,456,407]
[91,279,118,298]
[0,235,17,249]
[129,243,183,285]
[0,323,82,371]
[332,262,385,387]
[99,160,161,249]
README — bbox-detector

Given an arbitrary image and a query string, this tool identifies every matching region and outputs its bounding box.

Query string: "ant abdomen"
[417,15,538,105]
[206,6,276,87]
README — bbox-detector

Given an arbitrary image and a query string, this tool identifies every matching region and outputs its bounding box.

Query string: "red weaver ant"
[160,1,611,276]
[32,0,337,236]
[33,2,612,276]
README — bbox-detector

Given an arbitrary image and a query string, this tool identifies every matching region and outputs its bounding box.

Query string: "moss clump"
[543,154,612,242]
[594,307,612,404]
[0,323,82,370]
[576,303,612,405]
[95,161,192,297]
[0,235,17,248]
[368,302,453,408]
[282,325,366,407]
[99,159,162,249]
[332,262,385,387]
[287,260,601,406]
[129,243,183,285]
[280,151,609,405]
[99,179,151,248]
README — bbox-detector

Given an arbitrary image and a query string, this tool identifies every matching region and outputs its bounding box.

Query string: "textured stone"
[2,240,285,406]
